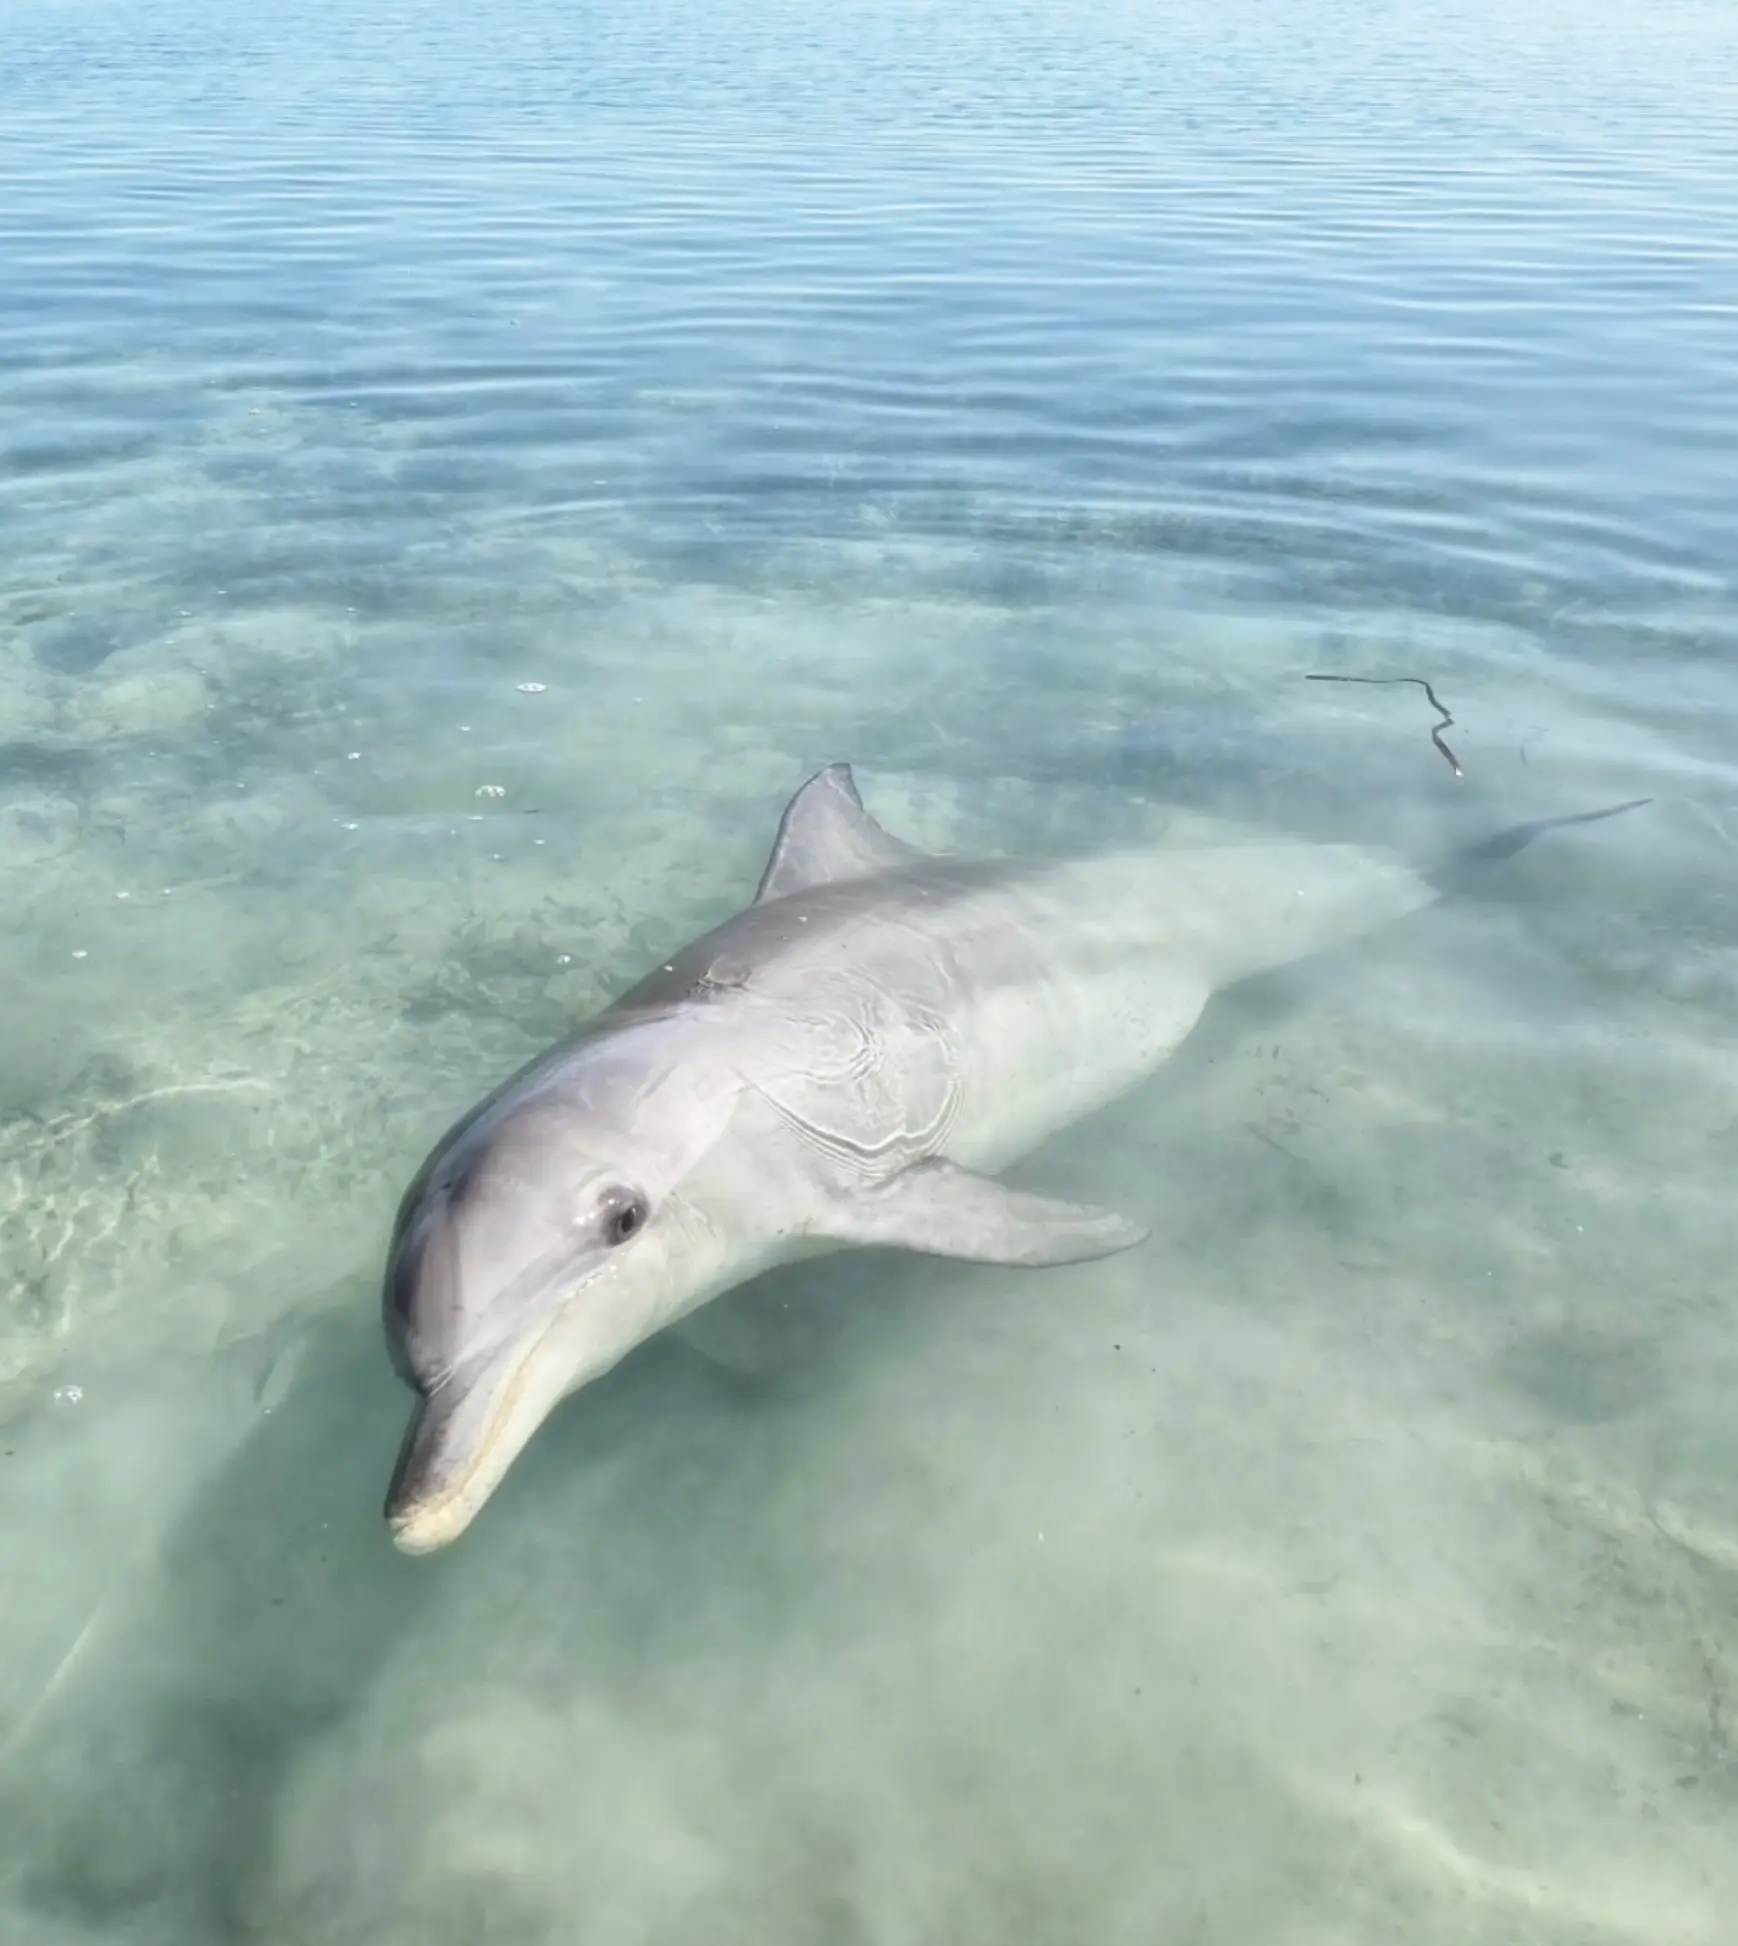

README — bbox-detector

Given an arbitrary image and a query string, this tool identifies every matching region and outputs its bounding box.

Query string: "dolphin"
[382,764,1643,1552]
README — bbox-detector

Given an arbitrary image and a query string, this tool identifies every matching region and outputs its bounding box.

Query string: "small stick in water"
[1305,673,1464,777]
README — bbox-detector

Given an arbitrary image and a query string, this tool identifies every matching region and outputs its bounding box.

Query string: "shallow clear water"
[2,0,1736,1937]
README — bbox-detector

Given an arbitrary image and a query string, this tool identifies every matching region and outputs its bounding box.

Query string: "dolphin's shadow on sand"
[4,1268,867,1941]
[2,1300,422,1940]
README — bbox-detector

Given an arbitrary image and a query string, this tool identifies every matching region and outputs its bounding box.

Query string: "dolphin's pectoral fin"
[813,1159,1148,1268]
[756,763,923,904]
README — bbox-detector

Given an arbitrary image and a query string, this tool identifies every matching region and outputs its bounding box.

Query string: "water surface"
[2,1,1736,1940]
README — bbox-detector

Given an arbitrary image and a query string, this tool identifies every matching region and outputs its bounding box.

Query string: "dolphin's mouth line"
[389,1308,564,1547]
[425,1241,595,1391]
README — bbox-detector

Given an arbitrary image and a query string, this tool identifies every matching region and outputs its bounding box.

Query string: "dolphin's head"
[382,1018,749,1553]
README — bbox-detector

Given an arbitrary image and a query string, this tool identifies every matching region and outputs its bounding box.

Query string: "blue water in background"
[2,1,1736,1940]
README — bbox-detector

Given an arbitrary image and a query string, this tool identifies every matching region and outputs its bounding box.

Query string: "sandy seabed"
[0,544,1733,1946]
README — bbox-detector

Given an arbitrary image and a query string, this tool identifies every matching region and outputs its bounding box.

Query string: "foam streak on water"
[1,1,1736,1941]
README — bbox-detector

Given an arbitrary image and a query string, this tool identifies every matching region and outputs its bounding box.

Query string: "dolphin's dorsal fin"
[755,764,921,904]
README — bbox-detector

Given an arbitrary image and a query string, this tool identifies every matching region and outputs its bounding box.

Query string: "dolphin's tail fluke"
[1426,797,1651,896]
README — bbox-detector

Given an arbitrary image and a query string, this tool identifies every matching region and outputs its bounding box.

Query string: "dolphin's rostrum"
[382,764,1643,1552]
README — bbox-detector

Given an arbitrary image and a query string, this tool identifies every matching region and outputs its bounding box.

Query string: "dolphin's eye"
[600,1188,648,1246]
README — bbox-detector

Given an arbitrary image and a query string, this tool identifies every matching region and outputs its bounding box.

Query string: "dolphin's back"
[1049,841,1439,991]
[877,840,1436,1165]
[604,831,1437,1178]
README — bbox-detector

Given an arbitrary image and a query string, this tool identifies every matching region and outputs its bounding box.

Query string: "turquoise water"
[2,0,1736,1937]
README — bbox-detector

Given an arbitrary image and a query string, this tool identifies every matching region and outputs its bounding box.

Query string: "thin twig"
[1305,674,1464,777]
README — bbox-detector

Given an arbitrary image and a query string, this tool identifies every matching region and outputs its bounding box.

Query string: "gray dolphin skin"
[382,764,1644,1552]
